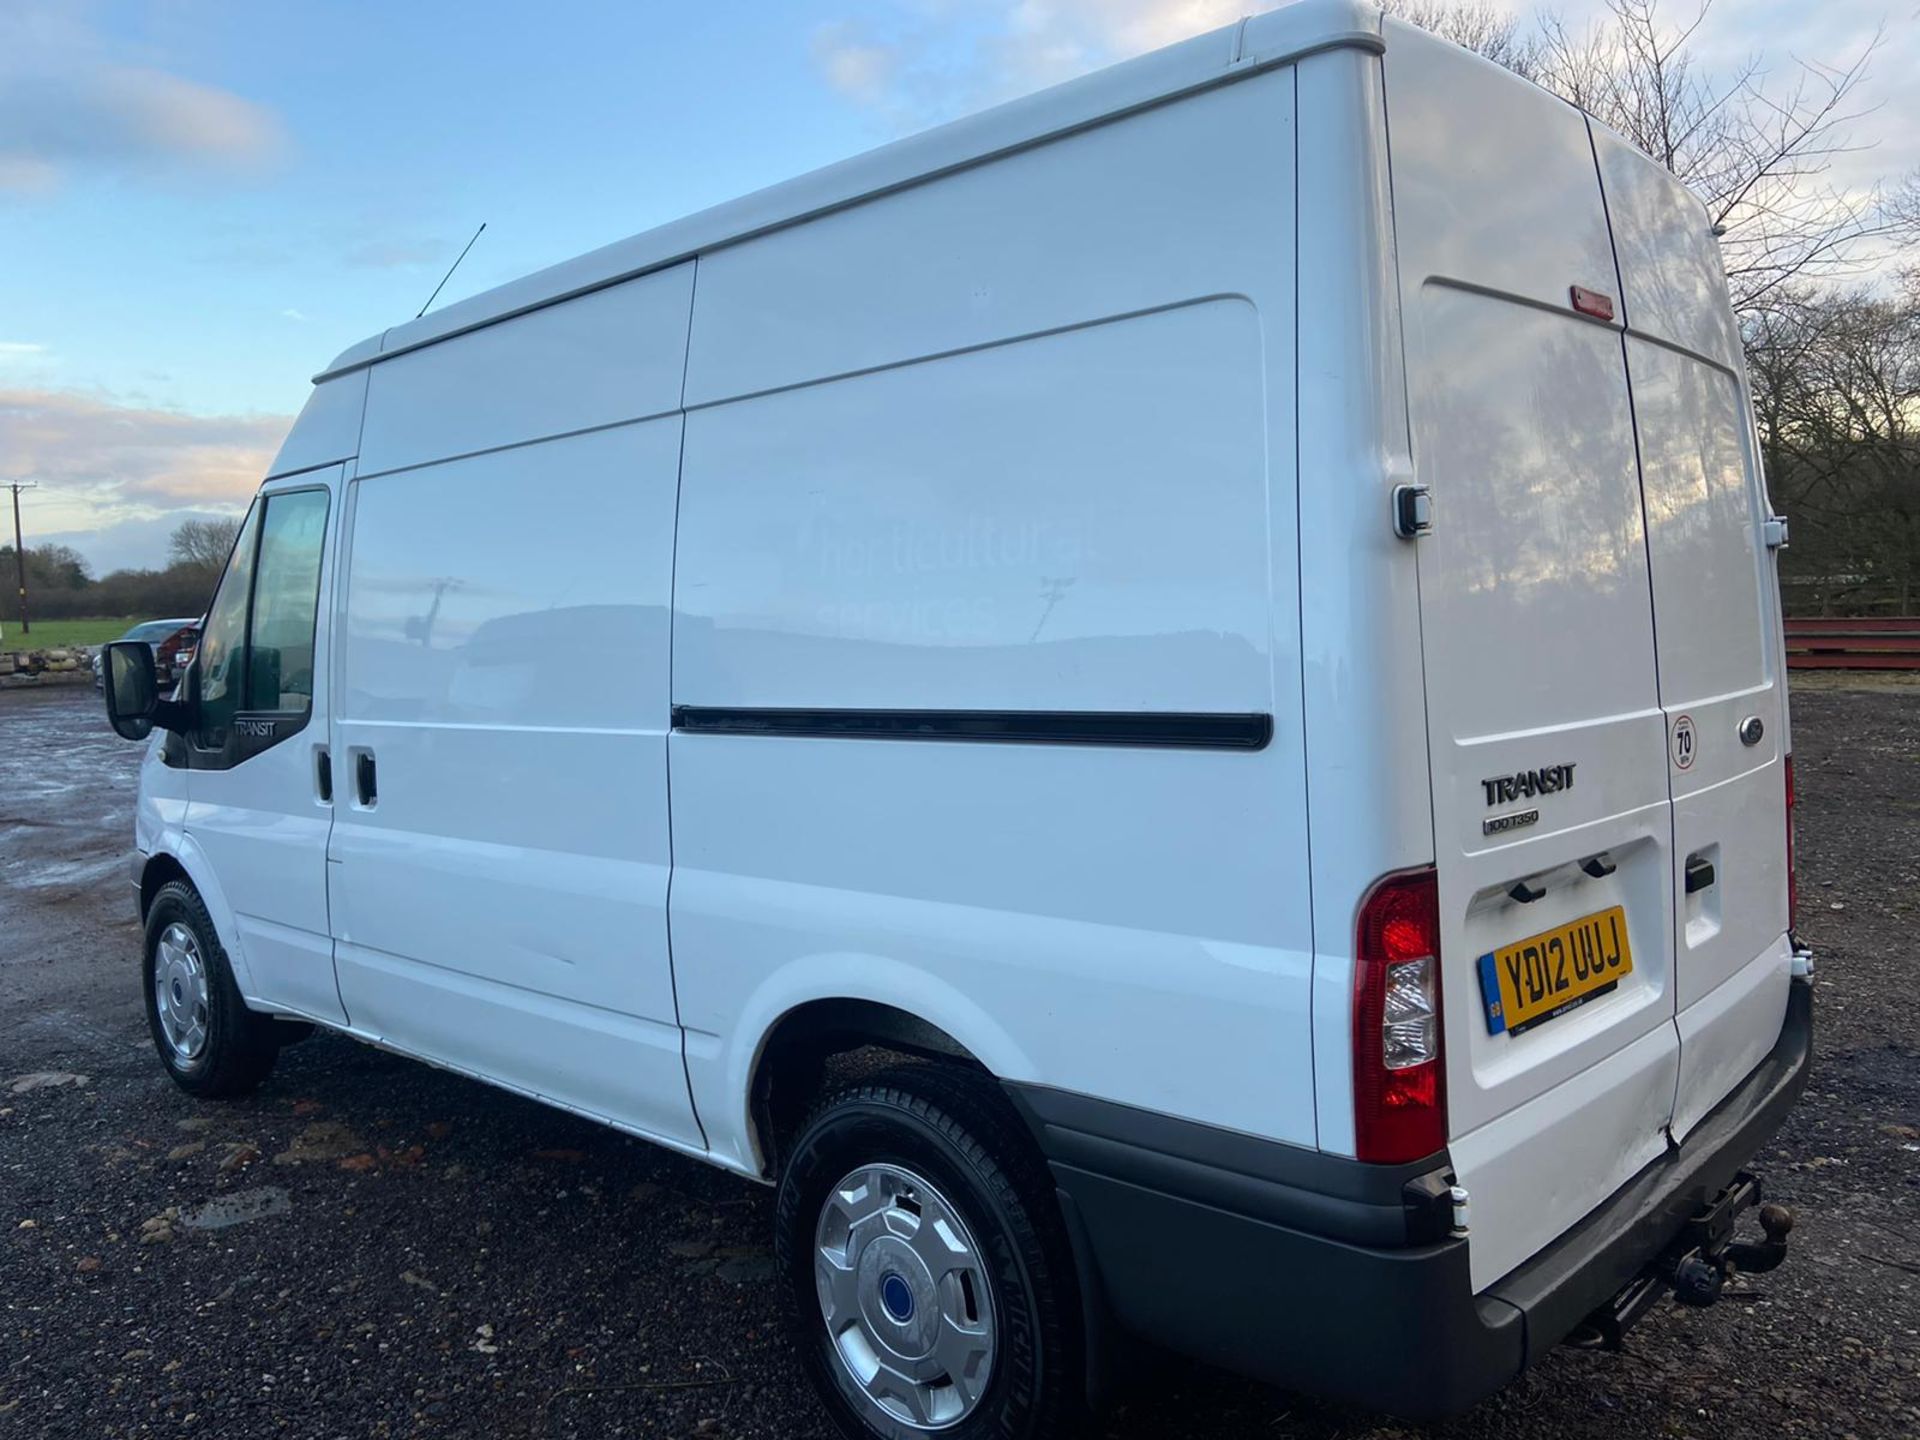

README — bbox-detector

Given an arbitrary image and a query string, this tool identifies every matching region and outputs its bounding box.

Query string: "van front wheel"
[143,880,279,1098]
[775,1064,1083,1440]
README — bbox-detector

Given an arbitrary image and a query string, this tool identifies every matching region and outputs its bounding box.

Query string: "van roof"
[316,0,1385,382]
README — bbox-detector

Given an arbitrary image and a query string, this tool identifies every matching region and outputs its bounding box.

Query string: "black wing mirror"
[103,640,189,741]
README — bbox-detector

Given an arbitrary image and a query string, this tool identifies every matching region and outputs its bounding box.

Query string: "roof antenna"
[416,222,487,319]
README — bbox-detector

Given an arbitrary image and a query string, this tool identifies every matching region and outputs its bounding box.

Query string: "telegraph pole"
[8,481,36,635]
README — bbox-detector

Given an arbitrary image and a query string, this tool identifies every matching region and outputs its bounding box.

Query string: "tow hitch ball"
[1668,1183,1796,1308]
[1574,1177,1793,1348]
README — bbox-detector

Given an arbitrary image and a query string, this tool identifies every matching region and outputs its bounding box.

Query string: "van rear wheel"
[143,880,279,1098]
[775,1063,1084,1440]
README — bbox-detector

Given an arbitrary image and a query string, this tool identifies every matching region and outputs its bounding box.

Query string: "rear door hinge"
[1763,514,1789,549]
[1392,483,1433,539]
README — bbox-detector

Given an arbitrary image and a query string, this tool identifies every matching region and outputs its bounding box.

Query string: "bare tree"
[1886,172,1920,251]
[167,517,242,580]
[1542,0,1888,316]
[0,542,91,593]
[1395,0,1893,321]
[1747,279,1920,612]
[1387,1,1918,616]
[1381,0,1540,75]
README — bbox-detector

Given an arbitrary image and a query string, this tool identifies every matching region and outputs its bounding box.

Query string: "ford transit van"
[102,4,1812,1434]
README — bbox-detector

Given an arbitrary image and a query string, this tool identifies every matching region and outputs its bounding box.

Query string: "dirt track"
[2,681,1917,1438]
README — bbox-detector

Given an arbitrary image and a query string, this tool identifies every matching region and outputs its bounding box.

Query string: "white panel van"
[102,4,1813,1434]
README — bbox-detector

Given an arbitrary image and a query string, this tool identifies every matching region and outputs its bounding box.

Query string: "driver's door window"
[192,488,330,763]
[247,492,329,713]
[194,502,261,753]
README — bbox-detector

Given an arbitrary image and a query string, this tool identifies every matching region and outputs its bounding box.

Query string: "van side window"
[194,488,330,756]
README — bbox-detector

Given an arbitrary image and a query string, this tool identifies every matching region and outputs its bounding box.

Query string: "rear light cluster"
[1353,868,1446,1164]
[1784,753,1798,933]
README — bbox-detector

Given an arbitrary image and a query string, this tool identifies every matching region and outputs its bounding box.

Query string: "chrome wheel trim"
[814,1162,997,1432]
[153,922,211,1062]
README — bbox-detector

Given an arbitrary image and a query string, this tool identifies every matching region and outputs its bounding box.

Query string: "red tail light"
[1784,754,1798,932]
[1353,868,1446,1164]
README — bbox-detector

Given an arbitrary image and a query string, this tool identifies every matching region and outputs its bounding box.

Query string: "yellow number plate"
[1477,905,1633,1036]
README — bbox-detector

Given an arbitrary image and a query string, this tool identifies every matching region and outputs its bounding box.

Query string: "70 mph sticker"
[1671,713,1697,771]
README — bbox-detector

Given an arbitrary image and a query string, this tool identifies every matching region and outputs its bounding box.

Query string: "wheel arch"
[728,967,1035,1180]
[138,842,257,995]
[139,852,192,921]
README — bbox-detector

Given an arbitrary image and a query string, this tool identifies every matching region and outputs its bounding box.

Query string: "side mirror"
[103,641,158,739]
[103,641,190,741]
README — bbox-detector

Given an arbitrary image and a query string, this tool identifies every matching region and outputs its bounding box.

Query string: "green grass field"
[2,617,138,650]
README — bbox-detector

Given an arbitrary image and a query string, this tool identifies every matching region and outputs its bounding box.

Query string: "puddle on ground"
[178,1187,292,1231]
[5,855,121,889]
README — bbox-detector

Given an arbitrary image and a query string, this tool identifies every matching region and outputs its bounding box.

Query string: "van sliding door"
[321,265,704,1152]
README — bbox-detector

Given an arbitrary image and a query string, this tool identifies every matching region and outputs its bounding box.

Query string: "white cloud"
[1494,0,1918,277]
[0,6,285,194]
[1021,0,1265,58]
[811,0,1276,130]
[38,508,247,578]
[1688,0,1919,200]
[0,387,291,571]
[811,0,1916,205]
[812,21,904,106]
[0,342,49,359]
[0,156,60,193]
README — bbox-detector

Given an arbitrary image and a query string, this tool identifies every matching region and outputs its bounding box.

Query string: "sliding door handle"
[353,749,378,808]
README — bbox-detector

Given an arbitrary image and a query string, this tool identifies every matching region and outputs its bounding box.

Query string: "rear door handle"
[1685,856,1716,894]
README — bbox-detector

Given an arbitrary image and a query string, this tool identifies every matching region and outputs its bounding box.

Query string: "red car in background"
[154,623,199,686]
[91,618,199,690]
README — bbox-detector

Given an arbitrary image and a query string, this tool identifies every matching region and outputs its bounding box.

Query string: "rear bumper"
[1007,976,1813,1419]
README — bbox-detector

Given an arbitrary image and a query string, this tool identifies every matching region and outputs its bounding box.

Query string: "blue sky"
[3,0,1914,574]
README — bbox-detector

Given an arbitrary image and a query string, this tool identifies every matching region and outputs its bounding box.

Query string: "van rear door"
[1382,22,1681,1290]
[1590,129,1794,1142]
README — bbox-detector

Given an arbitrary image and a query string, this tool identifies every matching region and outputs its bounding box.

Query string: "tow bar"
[1572,1171,1795,1350]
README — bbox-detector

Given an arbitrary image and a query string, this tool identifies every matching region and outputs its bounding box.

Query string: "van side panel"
[674,303,1267,712]
[1294,47,1433,1158]
[267,370,368,480]
[356,265,694,478]
[669,72,1310,1166]
[684,76,1288,408]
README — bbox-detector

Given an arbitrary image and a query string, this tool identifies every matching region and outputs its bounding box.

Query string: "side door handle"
[315,747,333,803]
[353,749,378,808]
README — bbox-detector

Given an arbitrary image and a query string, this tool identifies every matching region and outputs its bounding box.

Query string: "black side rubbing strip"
[671,707,1273,751]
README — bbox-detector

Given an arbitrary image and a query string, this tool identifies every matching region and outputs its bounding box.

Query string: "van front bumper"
[1005,976,1813,1419]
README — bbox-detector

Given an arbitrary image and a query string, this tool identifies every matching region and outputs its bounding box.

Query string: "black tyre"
[143,880,279,1098]
[776,1063,1084,1440]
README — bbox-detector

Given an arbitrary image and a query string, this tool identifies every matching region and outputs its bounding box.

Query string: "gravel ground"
[3,680,1917,1439]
